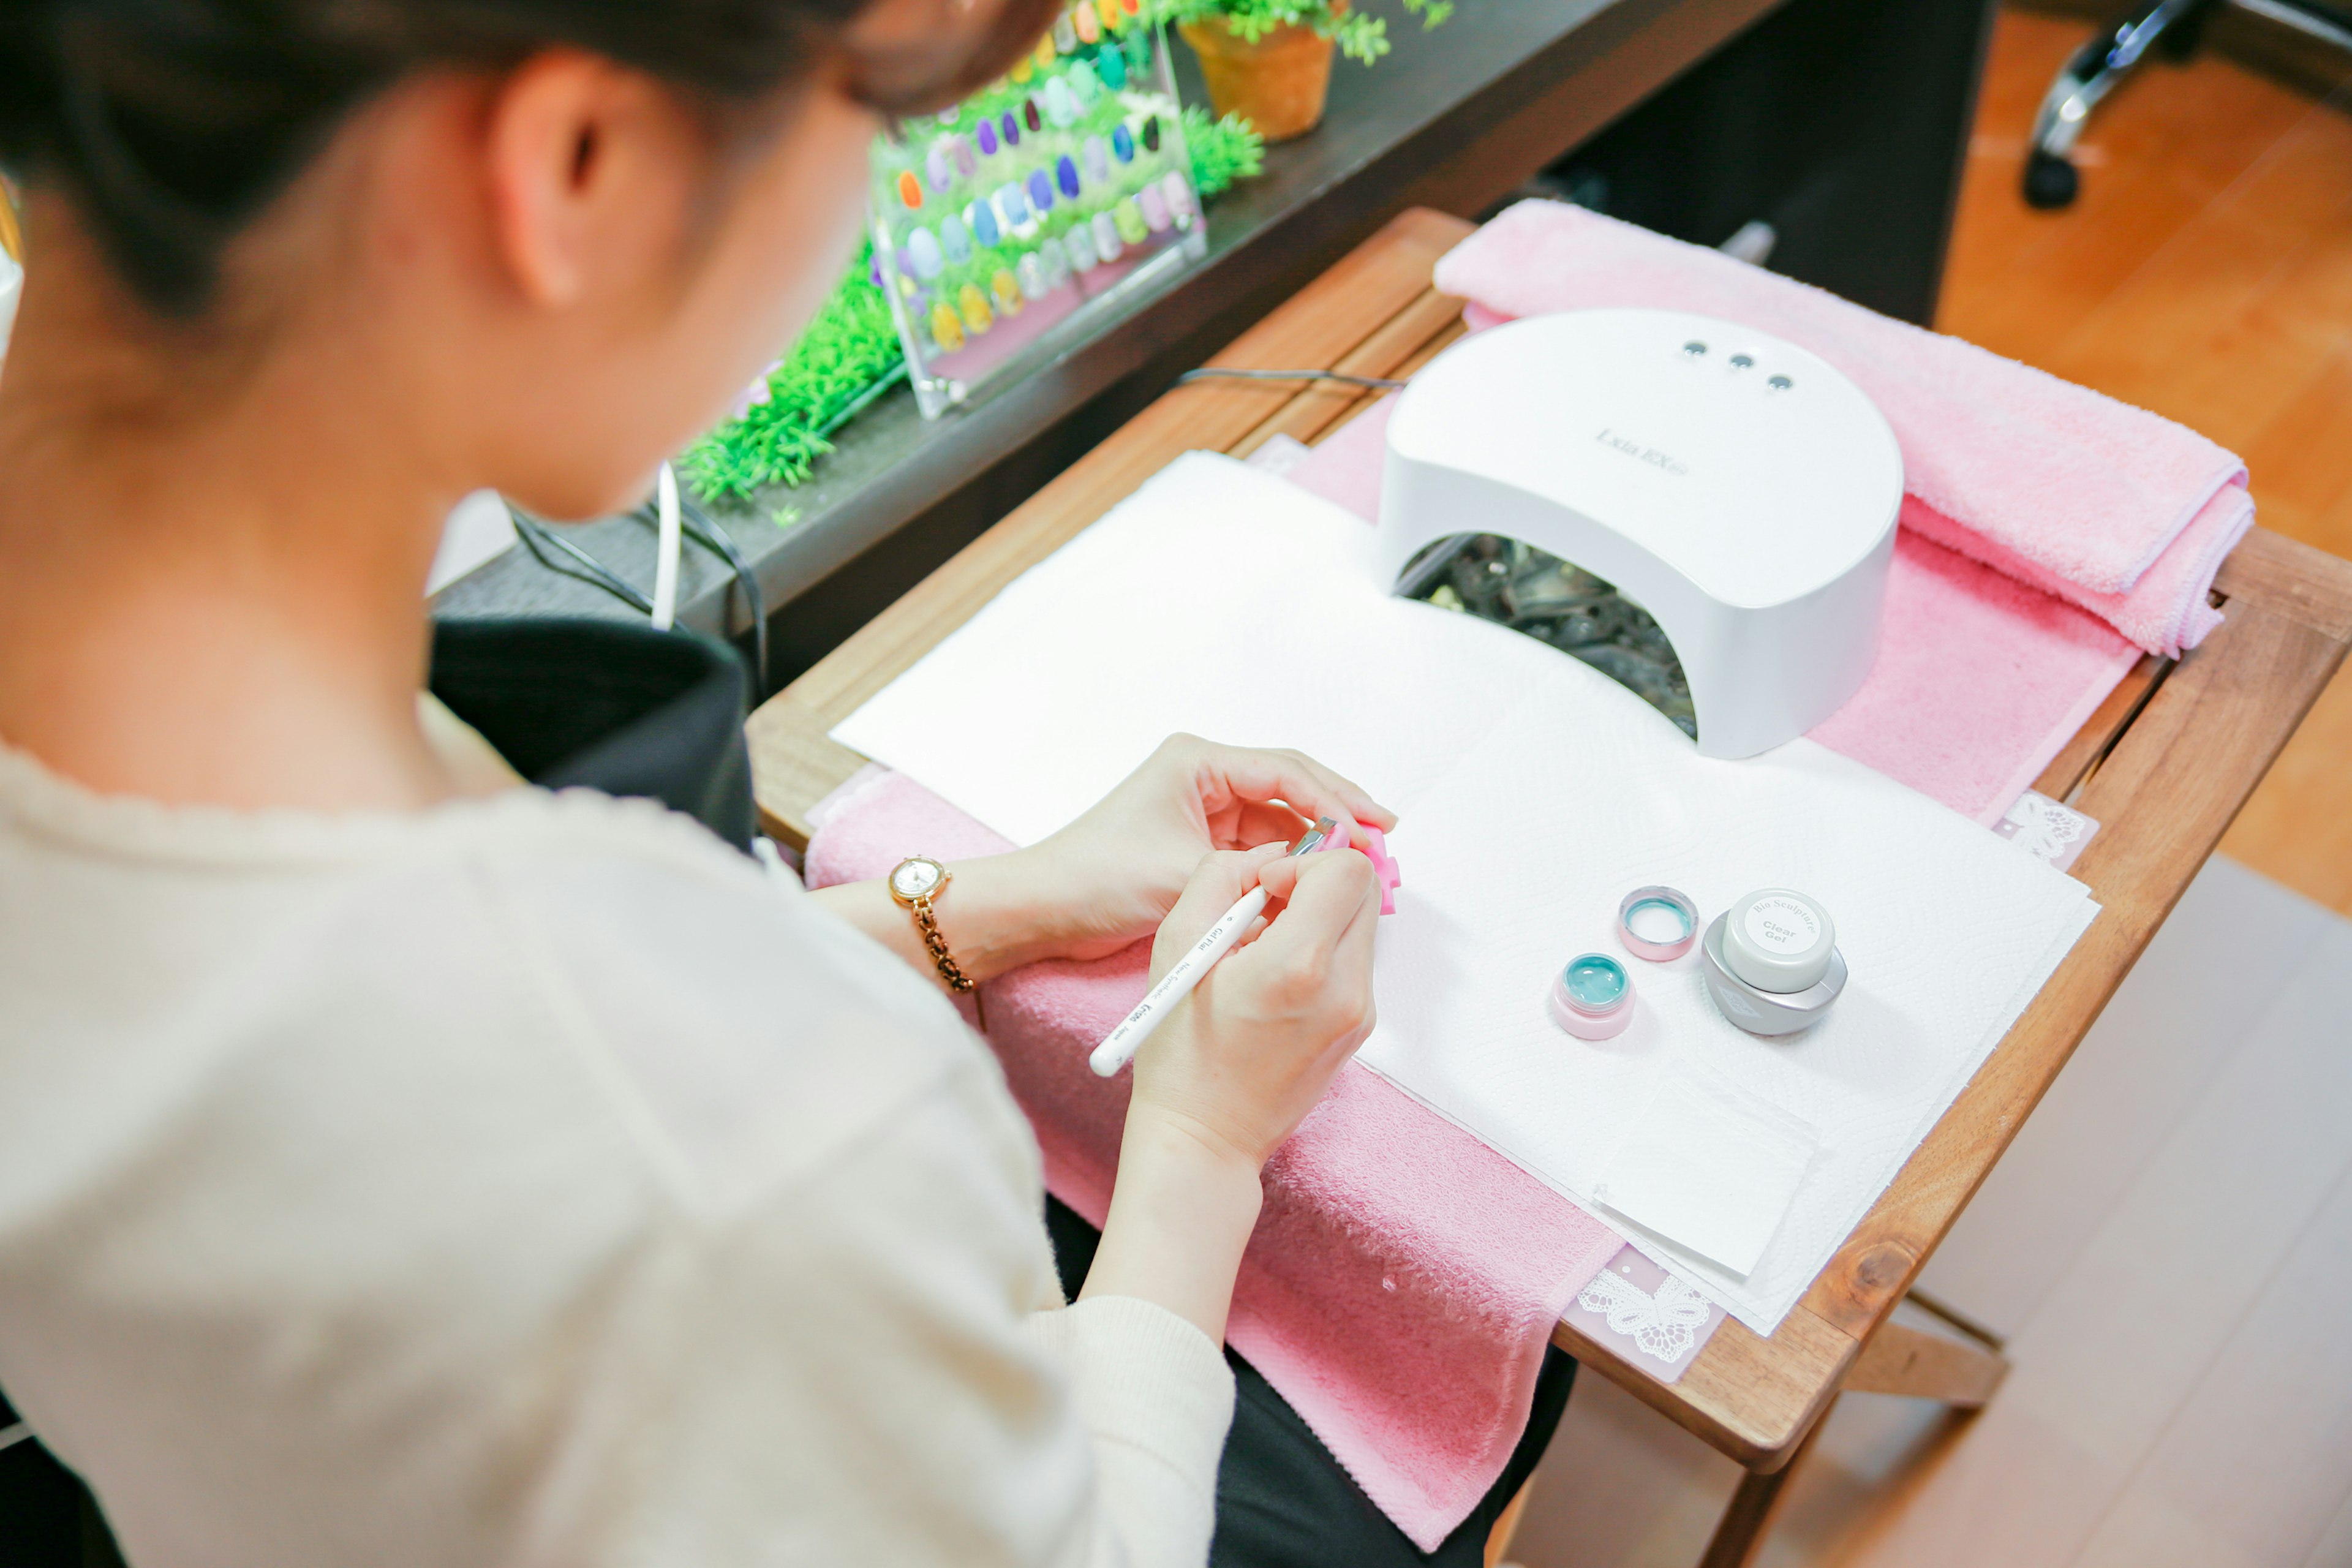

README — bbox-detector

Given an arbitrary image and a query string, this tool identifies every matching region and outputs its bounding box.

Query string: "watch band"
[889,856,974,994]
[909,894,974,993]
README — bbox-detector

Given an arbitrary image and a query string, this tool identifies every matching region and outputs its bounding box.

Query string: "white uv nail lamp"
[1378,309,1904,759]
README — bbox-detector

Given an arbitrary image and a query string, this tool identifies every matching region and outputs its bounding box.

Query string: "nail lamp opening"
[1378,309,1904,758]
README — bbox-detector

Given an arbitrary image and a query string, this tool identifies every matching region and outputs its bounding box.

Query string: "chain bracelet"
[911,898,974,993]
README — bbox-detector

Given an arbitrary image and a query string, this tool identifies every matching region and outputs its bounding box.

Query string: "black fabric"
[1044,1196,1575,1567]
[427,616,756,853]
[0,1427,126,1568]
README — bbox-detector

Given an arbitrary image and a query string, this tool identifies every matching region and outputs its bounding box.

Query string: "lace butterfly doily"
[1577,1268,1714,1363]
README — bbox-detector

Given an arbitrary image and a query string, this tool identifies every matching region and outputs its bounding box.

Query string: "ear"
[483,51,681,307]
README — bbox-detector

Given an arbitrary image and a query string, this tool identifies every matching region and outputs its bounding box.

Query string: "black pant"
[1044,1197,1575,1567]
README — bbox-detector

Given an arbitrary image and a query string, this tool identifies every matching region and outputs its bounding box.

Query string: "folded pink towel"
[1292,399,2143,824]
[805,769,1626,1551]
[1440,202,2253,657]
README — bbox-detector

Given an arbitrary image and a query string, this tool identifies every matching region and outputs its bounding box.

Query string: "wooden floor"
[1940,8,2352,918]
[1502,12,2352,1567]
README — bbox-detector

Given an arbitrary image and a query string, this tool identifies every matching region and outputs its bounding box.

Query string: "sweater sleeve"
[1026,1298,1235,1568]
[499,1048,1238,1568]
[486,849,1241,1568]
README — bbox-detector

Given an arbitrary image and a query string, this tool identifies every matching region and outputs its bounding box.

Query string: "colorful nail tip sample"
[1098,0,1122,28]
[1009,55,1033,84]
[1137,184,1170,233]
[969,200,1001,247]
[958,282,993,331]
[1043,77,1077,127]
[951,136,976,178]
[896,170,923,209]
[975,121,998,157]
[925,145,951,190]
[996,181,1030,225]
[1000,110,1021,146]
[1041,236,1073,286]
[1052,13,1076,51]
[1023,97,1042,133]
[907,226,944,278]
[1063,223,1098,271]
[1161,170,1196,223]
[1096,46,1128,89]
[1091,210,1124,260]
[1069,60,1101,105]
[1083,135,1109,183]
[1026,168,1055,211]
[1111,123,1135,162]
[1035,33,1057,68]
[1016,252,1049,300]
[1111,197,1148,244]
[1074,3,1099,43]
[1141,114,1161,151]
[940,214,971,262]
[991,269,1023,312]
[1055,154,1080,198]
[930,302,964,352]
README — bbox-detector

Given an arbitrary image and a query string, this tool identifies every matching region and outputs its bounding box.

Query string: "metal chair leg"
[2025,0,2219,208]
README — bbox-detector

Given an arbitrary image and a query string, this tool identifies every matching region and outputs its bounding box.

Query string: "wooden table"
[743,208,2352,1566]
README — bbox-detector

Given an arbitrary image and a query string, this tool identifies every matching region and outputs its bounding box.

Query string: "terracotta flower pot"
[1177,7,1341,143]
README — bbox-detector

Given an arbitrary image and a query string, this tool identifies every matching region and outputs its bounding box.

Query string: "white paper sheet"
[834,454,2100,1333]
[1592,1060,1819,1277]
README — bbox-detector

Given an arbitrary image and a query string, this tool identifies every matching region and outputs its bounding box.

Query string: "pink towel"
[806,769,1625,1551]
[1291,399,2143,824]
[1439,202,2254,658]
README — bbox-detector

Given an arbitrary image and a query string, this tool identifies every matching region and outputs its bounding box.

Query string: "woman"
[0,2,1566,1563]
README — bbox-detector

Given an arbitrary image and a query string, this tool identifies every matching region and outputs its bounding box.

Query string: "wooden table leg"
[1698,1395,1839,1568]
[1841,1319,2008,1406]
[1694,1295,2010,1566]
[1485,1477,1533,1567]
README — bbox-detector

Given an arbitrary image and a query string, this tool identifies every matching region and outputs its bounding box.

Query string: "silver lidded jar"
[1699,888,1847,1036]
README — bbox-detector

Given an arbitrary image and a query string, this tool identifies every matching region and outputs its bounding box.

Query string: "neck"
[0,229,460,812]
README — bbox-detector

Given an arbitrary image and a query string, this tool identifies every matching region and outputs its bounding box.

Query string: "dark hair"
[0,0,1054,317]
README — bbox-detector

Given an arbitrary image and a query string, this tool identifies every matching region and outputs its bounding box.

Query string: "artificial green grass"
[684,105,1267,508]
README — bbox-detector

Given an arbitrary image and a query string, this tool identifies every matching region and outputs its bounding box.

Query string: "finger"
[1154,843,1287,953]
[1251,850,1380,968]
[1189,741,1397,835]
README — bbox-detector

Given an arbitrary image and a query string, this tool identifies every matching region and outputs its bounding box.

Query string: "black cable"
[510,509,655,615]
[508,492,772,696]
[643,495,771,696]
[1174,366,1409,391]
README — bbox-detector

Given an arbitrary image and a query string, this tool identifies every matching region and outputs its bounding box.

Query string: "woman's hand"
[1025,734,1394,963]
[1129,844,1382,1167]
[1078,843,1383,1340]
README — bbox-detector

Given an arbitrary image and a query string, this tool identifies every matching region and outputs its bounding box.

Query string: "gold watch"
[888,856,974,993]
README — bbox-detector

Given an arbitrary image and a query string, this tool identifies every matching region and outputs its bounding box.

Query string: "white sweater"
[0,739,1234,1567]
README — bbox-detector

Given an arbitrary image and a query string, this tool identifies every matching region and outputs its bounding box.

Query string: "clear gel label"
[1743,895,1820,955]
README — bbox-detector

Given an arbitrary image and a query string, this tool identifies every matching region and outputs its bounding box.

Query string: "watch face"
[892,858,944,900]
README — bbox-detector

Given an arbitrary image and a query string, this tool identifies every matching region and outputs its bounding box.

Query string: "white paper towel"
[834,454,2100,1333]
[1592,1060,1819,1278]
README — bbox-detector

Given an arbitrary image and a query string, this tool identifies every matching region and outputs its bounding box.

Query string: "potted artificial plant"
[1152,0,1454,142]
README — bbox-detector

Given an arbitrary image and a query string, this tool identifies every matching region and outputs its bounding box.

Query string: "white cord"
[650,461,682,632]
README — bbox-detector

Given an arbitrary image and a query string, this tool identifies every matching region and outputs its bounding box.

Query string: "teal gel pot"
[1548,952,1634,1041]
